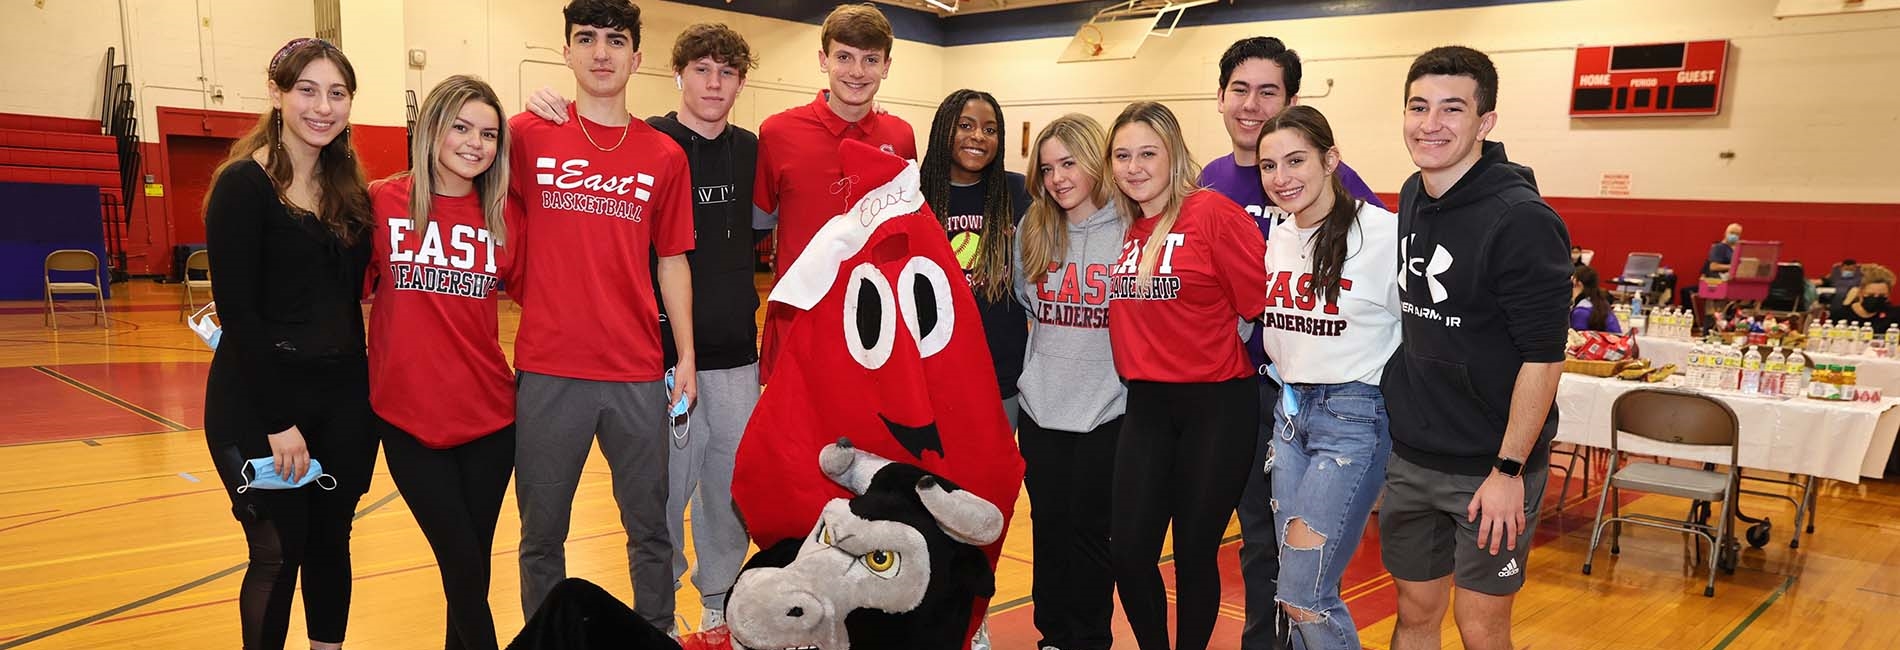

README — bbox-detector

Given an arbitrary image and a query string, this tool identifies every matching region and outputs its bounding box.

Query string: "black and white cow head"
[726,439,1004,650]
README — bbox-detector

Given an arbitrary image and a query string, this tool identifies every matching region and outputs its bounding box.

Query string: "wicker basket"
[1564,357,1627,377]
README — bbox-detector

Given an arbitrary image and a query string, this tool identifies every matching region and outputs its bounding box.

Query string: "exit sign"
[1570,40,1729,117]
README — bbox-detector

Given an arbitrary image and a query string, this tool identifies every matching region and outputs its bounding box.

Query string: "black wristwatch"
[1495,456,1525,478]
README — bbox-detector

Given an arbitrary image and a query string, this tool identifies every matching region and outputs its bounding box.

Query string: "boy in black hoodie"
[645,24,761,633]
[1378,46,1570,650]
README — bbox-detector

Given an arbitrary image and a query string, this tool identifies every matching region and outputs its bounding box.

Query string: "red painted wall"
[122,109,408,276]
[1375,192,1900,286]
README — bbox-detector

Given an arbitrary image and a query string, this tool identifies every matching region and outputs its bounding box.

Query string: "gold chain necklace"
[578,112,631,152]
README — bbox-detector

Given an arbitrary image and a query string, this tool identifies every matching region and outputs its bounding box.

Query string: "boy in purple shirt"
[1198,36,1389,650]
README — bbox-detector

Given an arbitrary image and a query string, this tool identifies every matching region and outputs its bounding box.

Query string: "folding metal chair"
[1582,388,1739,597]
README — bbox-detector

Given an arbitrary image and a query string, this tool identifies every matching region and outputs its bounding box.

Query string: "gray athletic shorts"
[1378,453,1547,595]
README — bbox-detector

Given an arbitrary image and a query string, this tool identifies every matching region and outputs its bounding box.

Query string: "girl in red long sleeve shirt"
[1104,101,1268,650]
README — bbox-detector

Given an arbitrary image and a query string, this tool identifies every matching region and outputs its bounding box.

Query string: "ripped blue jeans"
[1268,381,1390,650]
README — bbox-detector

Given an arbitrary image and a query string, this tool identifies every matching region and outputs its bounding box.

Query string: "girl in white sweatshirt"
[1254,105,1400,650]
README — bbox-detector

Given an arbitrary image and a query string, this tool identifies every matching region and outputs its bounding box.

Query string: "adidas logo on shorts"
[1497,558,1521,578]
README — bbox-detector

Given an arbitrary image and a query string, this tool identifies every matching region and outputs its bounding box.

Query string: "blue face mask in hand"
[237,457,337,493]
[188,302,222,350]
[666,367,691,449]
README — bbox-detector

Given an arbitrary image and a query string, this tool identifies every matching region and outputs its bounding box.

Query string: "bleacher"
[0,47,138,282]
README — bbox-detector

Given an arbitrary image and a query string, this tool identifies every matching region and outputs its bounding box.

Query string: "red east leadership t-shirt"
[367,176,517,447]
[1108,191,1268,383]
[507,105,694,382]
[754,91,917,277]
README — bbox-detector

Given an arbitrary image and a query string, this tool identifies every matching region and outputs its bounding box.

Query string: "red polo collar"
[810,90,885,139]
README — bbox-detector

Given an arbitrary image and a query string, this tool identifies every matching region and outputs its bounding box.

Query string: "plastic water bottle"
[1688,341,1707,388]
[1763,348,1786,396]
[1860,323,1875,355]
[1741,347,1763,394]
[1629,293,1645,335]
[1722,344,1744,391]
[1809,320,1827,351]
[1785,349,1810,397]
[1884,326,1899,351]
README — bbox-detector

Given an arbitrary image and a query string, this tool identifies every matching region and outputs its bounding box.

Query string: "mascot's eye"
[843,263,896,369]
[861,550,900,578]
[898,257,955,358]
[820,524,833,546]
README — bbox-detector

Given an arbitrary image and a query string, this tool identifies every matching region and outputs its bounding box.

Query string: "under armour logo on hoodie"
[1400,234,1454,303]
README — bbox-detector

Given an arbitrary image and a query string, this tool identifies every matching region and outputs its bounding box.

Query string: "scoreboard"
[1570,40,1729,117]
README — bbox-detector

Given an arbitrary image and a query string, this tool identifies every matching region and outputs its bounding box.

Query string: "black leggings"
[1021,414,1121,650]
[207,360,376,650]
[378,416,517,650]
[1112,378,1259,650]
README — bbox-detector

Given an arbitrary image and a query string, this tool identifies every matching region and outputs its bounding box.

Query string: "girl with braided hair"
[920,89,1031,427]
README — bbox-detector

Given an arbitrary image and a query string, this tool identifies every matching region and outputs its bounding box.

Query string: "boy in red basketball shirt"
[753,2,917,377]
[505,0,696,630]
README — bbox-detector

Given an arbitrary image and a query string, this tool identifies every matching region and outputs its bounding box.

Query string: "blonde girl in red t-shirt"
[366,75,518,650]
[1104,101,1269,650]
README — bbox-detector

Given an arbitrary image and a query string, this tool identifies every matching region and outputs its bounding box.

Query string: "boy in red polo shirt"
[753,2,917,377]
[506,0,696,631]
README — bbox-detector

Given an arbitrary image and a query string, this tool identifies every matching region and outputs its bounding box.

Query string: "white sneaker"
[971,620,992,650]
[702,607,726,631]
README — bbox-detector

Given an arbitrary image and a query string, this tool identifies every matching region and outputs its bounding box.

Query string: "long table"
[1555,373,1900,483]
[1635,335,1900,395]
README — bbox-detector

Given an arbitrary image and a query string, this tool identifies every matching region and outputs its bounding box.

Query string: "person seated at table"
[1680,223,1744,307]
[1823,258,1862,311]
[1571,266,1622,333]
[1702,223,1743,279]
[1829,263,1898,335]
[1571,245,1587,269]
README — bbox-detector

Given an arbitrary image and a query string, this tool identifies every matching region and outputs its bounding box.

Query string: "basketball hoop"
[1079,24,1104,56]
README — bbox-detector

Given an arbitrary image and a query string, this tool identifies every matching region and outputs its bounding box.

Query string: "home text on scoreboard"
[1570,40,1729,117]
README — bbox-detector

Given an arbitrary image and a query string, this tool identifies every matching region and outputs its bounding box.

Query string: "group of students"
[198,2,1573,650]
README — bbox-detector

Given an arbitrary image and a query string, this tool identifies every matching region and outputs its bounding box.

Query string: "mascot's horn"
[820,438,892,495]
[915,476,1004,547]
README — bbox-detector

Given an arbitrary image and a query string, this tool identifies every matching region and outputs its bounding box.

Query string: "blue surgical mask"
[237,457,337,493]
[1725,234,1740,245]
[188,302,222,350]
[665,367,691,449]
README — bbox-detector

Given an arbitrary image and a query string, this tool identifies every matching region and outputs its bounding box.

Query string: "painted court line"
[1709,575,1795,650]
[29,366,190,432]
[0,491,403,648]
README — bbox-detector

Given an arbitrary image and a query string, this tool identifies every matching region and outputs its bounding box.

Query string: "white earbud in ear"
[675,75,683,90]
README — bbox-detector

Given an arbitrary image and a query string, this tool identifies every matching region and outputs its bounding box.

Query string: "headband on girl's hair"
[268,37,335,76]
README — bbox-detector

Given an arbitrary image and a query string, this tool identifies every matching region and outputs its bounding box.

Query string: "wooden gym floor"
[2,280,1898,649]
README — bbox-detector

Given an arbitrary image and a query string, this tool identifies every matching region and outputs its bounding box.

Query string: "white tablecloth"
[1555,374,1899,483]
[1635,335,1900,395]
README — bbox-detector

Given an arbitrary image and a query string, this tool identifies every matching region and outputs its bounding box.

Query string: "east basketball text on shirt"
[385,217,499,299]
[532,156,652,222]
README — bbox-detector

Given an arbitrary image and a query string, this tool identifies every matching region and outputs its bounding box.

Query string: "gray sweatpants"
[515,370,673,629]
[667,363,760,610]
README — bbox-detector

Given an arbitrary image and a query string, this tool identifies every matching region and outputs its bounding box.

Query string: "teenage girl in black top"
[202,38,376,650]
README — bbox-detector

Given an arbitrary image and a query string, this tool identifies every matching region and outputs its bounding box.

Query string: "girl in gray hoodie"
[1011,114,1126,650]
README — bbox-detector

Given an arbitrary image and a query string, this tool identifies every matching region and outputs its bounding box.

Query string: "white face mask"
[188,302,222,350]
